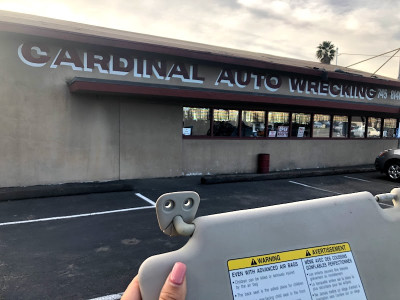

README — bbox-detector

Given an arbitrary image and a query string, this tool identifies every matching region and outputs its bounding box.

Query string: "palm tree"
[316,41,336,64]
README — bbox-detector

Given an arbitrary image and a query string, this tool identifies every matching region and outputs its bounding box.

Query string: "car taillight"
[378,150,389,157]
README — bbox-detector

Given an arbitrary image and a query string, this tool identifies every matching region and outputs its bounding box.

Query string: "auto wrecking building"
[1,11,400,188]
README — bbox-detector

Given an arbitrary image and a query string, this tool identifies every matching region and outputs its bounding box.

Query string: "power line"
[371,48,400,77]
[346,48,400,68]
[342,48,400,77]
[339,53,400,57]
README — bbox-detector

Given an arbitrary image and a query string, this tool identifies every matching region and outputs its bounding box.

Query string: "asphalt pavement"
[0,169,398,299]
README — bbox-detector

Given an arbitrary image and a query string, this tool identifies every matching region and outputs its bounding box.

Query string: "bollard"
[257,153,270,173]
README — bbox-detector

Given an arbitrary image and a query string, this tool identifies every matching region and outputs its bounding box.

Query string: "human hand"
[121,262,187,300]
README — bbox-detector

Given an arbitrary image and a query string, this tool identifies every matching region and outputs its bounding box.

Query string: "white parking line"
[88,292,123,300]
[288,180,394,207]
[0,206,155,227]
[135,193,156,206]
[343,176,371,182]
[288,181,342,195]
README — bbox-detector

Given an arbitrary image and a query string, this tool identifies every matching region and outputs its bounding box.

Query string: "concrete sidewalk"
[0,180,133,202]
[0,165,376,201]
[200,164,376,184]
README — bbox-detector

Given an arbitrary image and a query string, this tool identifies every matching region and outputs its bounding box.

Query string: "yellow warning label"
[228,242,350,271]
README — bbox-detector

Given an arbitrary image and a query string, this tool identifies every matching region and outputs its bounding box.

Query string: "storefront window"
[367,117,381,138]
[268,112,289,137]
[291,113,311,138]
[332,115,348,138]
[183,106,395,140]
[242,110,266,137]
[313,114,330,138]
[213,109,239,136]
[383,118,397,138]
[350,116,366,138]
[183,107,210,136]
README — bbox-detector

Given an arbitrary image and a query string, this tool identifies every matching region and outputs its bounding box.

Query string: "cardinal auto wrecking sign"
[17,42,400,104]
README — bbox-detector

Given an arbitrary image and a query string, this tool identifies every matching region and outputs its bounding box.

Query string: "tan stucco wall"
[0,36,121,187]
[182,139,398,175]
[0,33,183,187]
[120,100,182,179]
[0,33,184,187]
[0,32,398,187]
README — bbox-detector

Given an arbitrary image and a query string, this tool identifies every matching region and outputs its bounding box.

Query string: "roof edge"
[1,10,400,88]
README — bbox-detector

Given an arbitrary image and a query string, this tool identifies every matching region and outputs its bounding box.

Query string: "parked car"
[333,122,343,132]
[351,126,365,138]
[375,149,400,180]
[322,121,330,128]
[313,121,324,128]
[367,127,380,137]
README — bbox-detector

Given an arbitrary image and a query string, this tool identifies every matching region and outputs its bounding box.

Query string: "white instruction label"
[228,242,367,300]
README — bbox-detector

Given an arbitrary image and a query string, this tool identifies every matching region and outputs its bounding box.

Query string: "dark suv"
[375,149,400,180]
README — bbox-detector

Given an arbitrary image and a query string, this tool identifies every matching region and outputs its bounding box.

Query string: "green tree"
[316,41,336,64]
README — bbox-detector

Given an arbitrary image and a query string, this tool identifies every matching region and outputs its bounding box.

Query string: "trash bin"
[257,154,270,174]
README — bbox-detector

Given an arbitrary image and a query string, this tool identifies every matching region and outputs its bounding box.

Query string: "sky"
[1,0,400,79]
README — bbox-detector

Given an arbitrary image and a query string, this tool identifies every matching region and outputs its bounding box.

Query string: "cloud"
[1,0,400,78]
[233,0,400,77]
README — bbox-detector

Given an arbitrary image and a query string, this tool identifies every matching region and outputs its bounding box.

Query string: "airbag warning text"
[228,243,366,300]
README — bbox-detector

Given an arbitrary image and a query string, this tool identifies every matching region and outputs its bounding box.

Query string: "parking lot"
[0,171,398,299]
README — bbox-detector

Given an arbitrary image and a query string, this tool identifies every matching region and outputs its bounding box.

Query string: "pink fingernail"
[169,262,186,285]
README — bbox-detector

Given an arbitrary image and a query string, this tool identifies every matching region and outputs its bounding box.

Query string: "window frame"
[182,106,399,140]
[312,113,331,138]
[383,118,398,138]
[241,110,267,138]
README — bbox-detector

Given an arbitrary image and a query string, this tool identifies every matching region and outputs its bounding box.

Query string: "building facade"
[0,11,399,188]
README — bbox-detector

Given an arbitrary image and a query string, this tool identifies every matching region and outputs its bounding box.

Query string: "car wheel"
[386,163,400,180]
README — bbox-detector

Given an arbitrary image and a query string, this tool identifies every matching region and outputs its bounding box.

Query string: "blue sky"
[1,0,400,78]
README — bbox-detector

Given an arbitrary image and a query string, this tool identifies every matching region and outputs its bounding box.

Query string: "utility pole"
[398,56,400,80]
[336,48,338,65]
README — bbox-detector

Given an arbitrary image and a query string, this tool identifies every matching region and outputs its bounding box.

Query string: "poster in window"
[268,130,277,137]
[297,127,305,138]
[182,127,192,136]
[277,126,289,137]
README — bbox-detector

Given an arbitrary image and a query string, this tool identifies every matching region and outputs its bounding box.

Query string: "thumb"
[159,262,187,300]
